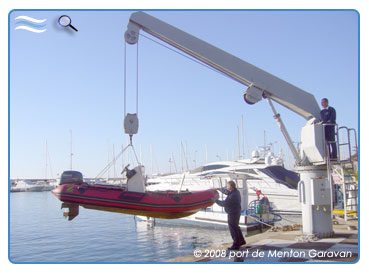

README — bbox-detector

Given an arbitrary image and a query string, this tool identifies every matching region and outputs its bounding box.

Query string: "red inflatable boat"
[52,170,218,219]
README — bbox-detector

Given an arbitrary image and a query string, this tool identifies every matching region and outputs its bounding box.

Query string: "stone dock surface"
[166,217,358,263]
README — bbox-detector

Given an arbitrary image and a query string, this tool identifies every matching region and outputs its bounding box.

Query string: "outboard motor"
[60,171,83,185]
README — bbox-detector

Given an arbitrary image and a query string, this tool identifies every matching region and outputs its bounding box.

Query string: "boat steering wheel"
[121,164,130,174]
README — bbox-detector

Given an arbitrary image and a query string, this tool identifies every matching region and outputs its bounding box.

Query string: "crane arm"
[125,11,321,121]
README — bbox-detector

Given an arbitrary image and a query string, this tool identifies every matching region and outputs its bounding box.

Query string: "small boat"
[11,180,45,192]
[26,181,45,192]
[52,167,218,220]
[10,180,27,192]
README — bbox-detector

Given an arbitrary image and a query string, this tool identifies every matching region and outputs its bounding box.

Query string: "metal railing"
[337,126,358,170]
[324,124,358,221]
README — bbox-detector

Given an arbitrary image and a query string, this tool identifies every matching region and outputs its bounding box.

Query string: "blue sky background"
[9,10,359,179]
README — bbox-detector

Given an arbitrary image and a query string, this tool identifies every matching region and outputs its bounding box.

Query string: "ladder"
[331,165,358,221]
[327,126,358,221]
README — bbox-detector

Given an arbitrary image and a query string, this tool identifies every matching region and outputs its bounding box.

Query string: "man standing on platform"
[320,98,337,160]
[216,180,246,250]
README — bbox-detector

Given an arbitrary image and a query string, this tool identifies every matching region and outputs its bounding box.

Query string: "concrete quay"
[167,217,358,263]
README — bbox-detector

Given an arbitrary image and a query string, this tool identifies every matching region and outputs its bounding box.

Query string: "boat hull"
[52,183,218,219]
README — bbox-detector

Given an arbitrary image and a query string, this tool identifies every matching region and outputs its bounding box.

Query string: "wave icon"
[15,16,47,33]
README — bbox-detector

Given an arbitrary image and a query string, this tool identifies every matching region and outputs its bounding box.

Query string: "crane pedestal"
[297,165,334,238]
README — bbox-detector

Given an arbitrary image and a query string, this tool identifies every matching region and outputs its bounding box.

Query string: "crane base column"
[297,165,334,238]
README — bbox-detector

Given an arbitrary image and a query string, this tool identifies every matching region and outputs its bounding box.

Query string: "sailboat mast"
[264,130,266,157]
[172,152,177,173]
[237,126,240,160]
[205,144,208,164]
[184,141,189,171]
[113,144,116,179]
[70,130,73,170]
[241,115,245,159]
[107,140,110,181]
[150,144,153,174]
[180,142,183,172]
[45,139,48,179]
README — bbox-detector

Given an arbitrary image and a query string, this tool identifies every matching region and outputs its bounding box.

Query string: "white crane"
[125,11,334,237]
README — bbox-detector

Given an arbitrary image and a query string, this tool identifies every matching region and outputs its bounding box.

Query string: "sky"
[9,10,359,179]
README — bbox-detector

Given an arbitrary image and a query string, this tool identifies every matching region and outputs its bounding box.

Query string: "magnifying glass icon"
[58,15,78,32]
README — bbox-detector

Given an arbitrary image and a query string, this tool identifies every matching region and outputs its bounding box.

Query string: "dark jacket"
[215,188,241,215]
[320,106,336,124]
[320,106,336,140]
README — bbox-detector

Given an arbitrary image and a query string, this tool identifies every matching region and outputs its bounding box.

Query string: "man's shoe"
[227,246,240,250]
[239,240,246,246]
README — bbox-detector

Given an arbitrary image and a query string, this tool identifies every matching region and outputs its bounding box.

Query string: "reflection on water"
[10,192,231,263]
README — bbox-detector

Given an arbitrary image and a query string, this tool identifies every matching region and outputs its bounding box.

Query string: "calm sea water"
[9,191,233,263]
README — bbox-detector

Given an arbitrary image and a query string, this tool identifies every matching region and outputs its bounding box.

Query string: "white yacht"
[36,180,56,191]
[10,179,56,192]
[147,151,300,214]
[10,180,27,192]
[10,180,44,192]
[141,150,301,228]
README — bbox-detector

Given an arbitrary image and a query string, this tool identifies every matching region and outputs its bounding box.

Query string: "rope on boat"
[130,144,141,166]
[95,144,131,179]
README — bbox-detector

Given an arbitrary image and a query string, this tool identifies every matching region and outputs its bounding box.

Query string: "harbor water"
[10,191,233,263]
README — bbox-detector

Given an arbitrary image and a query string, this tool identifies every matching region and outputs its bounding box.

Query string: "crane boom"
[125,11,321,120]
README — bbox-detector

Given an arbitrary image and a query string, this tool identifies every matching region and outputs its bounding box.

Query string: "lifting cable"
[139,33,253,87]
[123,41,139,118]
[124,42,127,118]
[136,41,139,116]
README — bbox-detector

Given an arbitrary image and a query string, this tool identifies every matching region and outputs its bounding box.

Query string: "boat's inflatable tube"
[52,183,218,219]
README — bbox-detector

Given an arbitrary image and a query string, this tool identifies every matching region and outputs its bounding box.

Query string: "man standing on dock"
[320,98,337,160]
[216,181,246,250]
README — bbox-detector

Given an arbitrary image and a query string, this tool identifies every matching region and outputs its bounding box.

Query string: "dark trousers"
[325,126,337,159]
[328,142,337,159]
[227,213,245,247]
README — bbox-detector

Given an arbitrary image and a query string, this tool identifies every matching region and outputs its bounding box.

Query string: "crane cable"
[139,33,253,88]
[123,41,139,118]
[136,41,139,116]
